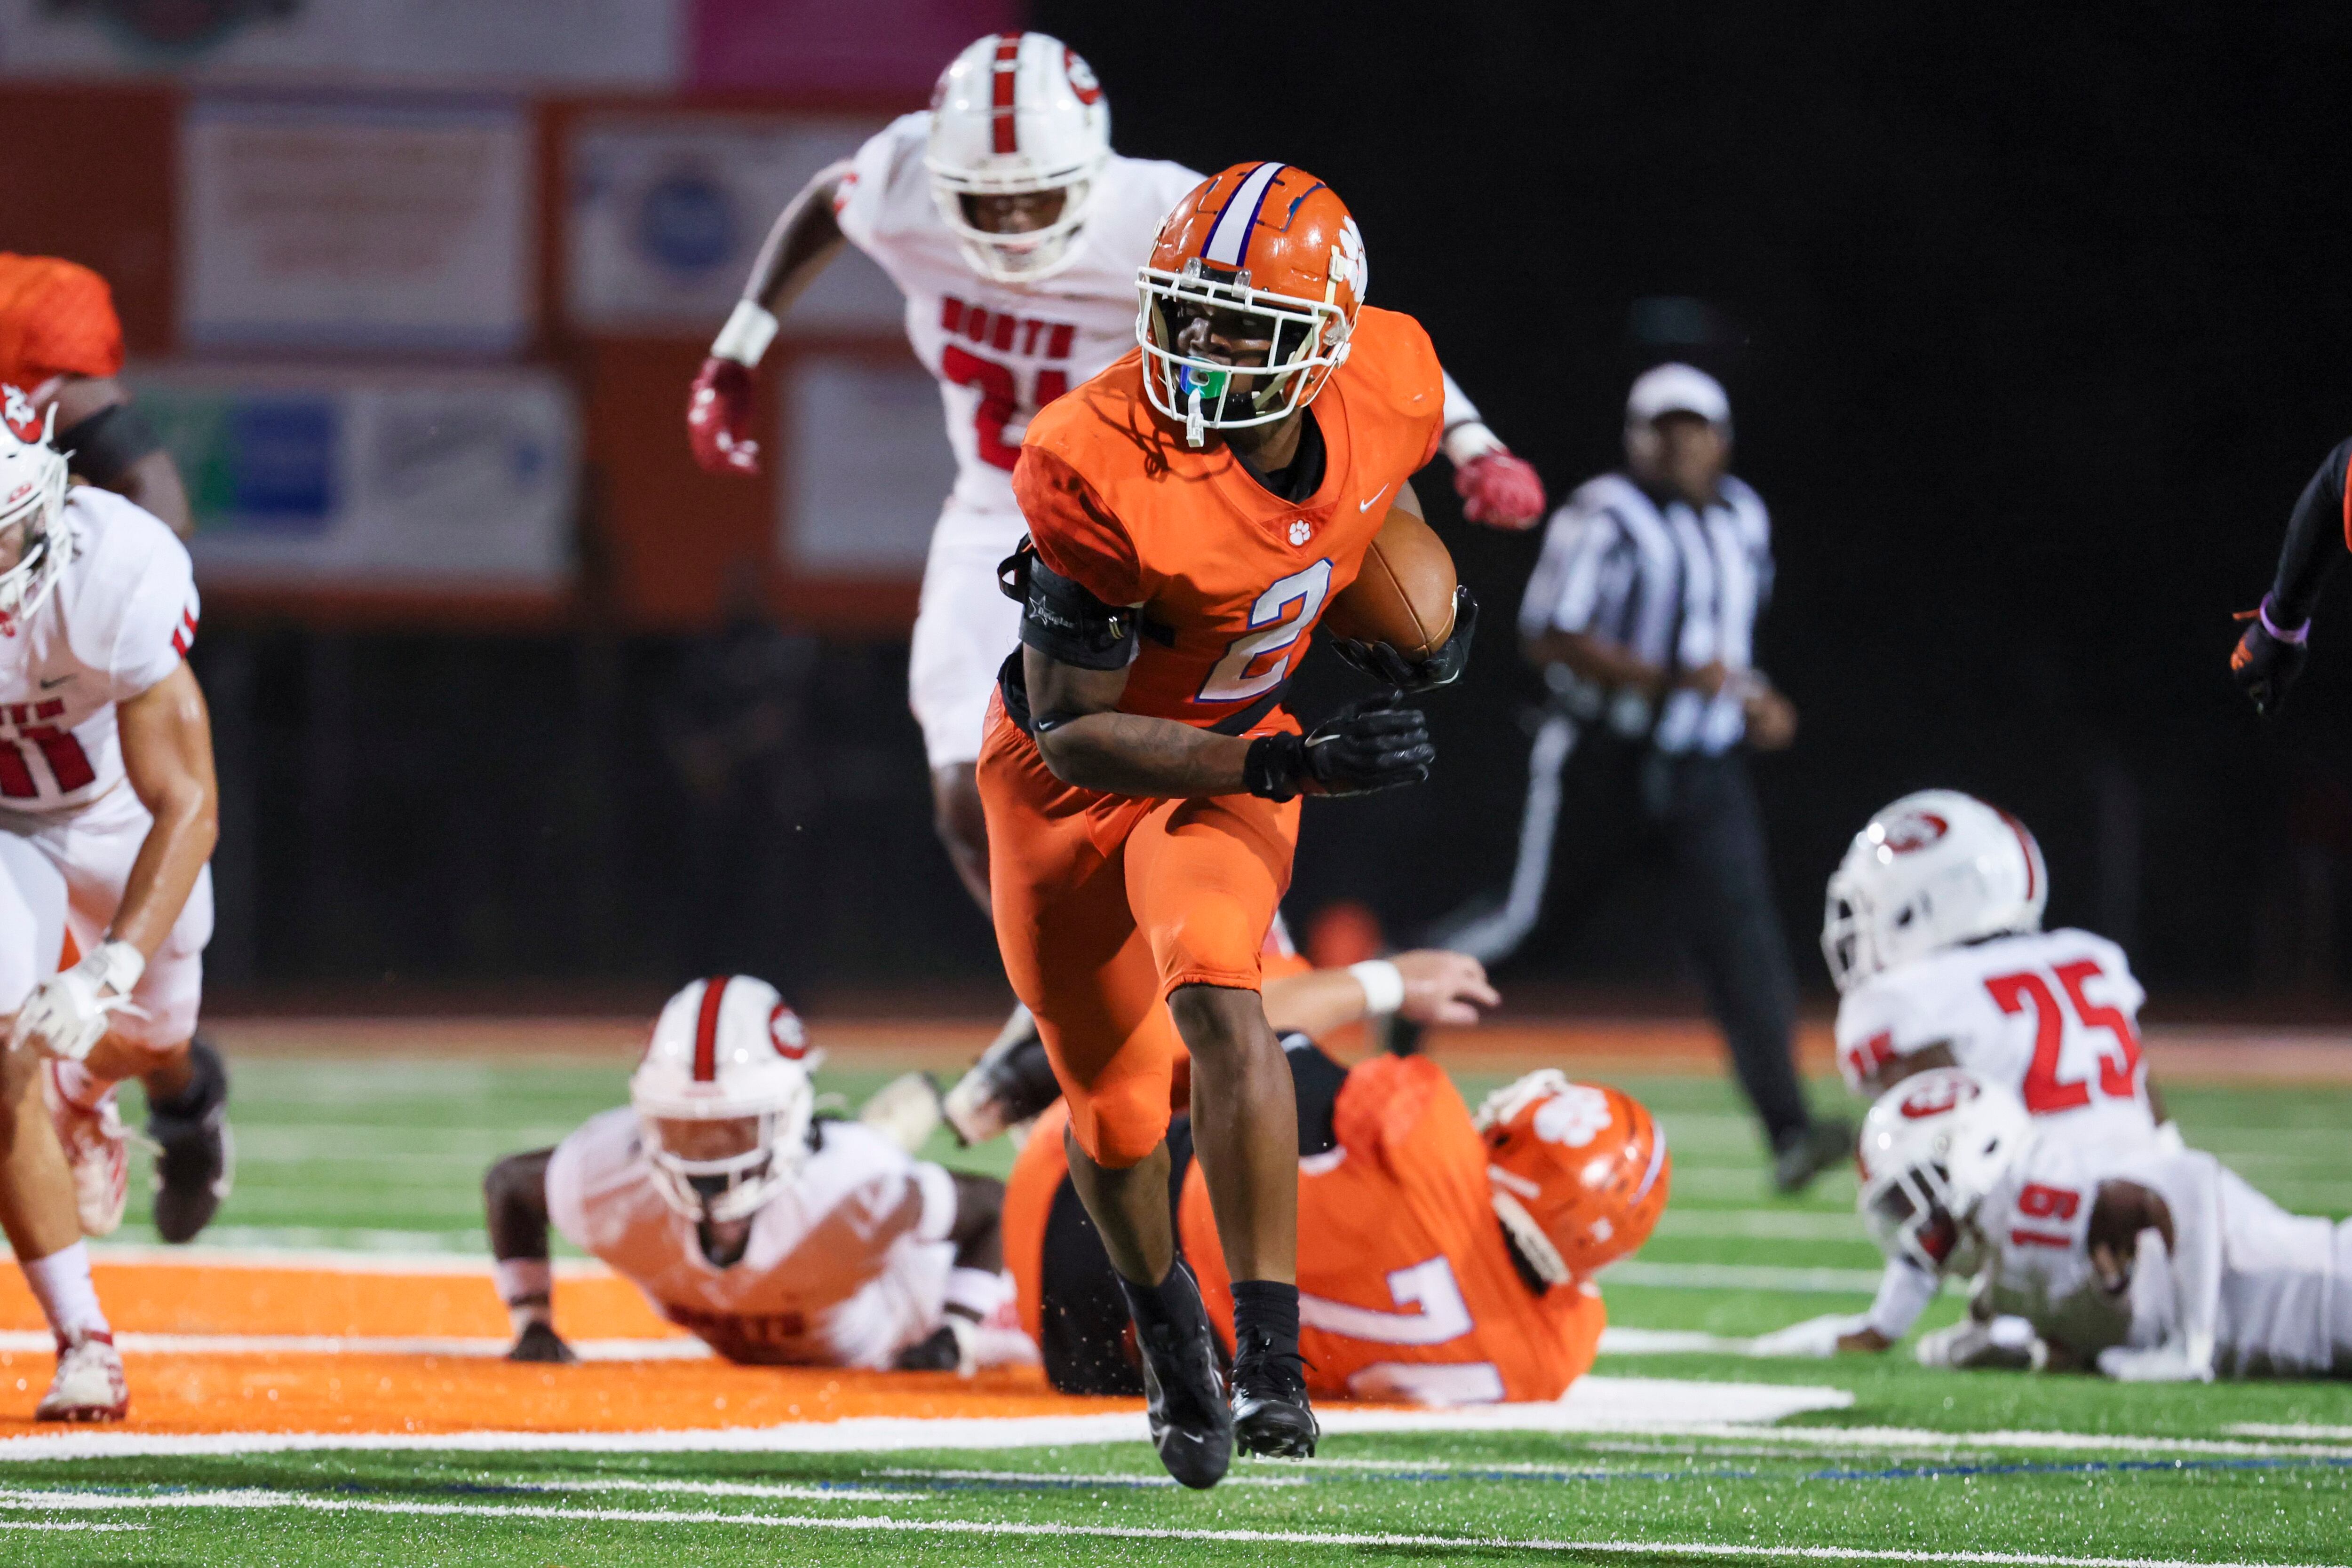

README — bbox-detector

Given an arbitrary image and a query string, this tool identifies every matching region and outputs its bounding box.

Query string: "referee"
[1434,364,1850,1192]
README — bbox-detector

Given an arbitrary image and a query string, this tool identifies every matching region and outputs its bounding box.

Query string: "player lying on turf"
[481,975,1034,1373]
[1754,790,2171,1359]
[688,32,1544,919]
[1851,1067,2351,1381]
[877,943,1668,1405]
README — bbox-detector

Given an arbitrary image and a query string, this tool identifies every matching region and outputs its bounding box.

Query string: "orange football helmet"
[1135,161,1365,447]
[1474,1071,1670,1287]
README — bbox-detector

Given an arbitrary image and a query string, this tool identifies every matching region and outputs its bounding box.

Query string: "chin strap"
[1490,1190,1570,1288]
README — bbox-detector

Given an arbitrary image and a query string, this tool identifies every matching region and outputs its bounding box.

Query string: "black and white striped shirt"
[1517,471,1774,756]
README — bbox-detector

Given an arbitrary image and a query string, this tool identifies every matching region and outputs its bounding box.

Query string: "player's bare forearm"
[744,167,850,318]
[1025,644,1253,797]
[112,664,219,961]
[1036,710,1253,797]
[1263,970,1368,1041]
[484,1149,557,1261]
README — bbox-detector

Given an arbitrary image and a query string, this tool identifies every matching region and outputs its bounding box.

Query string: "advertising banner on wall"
[778,351,954,580]
[131,363,578,601]
[181,96,535,354]
[566,115,903,338]
[0,0,681,87]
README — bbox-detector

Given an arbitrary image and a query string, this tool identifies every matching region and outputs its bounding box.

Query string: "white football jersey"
[1976,1131,2350,1378]
[547,1106,959,1369]
[1836,928,2155,1150]
[0,487,197,816]
[831,111,1204,518]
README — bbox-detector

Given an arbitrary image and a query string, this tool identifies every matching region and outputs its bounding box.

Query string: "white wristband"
[1348,958,1406,1016]
[1441,420,1506,467]
[711,299,780,367]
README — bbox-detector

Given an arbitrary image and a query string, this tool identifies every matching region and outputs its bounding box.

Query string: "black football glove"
[1329,586,1480,694]
[1245,693,1434,801]
[2231,601,2308,718]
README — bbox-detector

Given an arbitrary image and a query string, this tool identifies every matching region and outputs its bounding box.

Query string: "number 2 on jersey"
[1197,561,1332,705]
[1982,959,2143,1112]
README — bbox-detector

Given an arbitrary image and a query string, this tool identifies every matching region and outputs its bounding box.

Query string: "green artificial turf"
[52,1051,2352,1564]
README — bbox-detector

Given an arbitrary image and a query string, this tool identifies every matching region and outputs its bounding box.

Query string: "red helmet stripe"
[1201,162,1285,268]
[691,975,729,1082]
[1998,810,2039,903]
[990,33,1022,155]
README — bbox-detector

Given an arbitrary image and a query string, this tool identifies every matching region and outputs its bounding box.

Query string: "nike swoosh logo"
[1359,485,1390,513]
[38,675,72,690]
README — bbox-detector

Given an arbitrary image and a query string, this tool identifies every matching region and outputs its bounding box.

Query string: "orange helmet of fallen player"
[1135,161,1365,447]
[1473,1071,1670,1287]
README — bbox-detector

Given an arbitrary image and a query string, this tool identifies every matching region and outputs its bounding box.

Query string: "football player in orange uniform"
[0,255,190,538]
[984,162,1473,1485]
[1000,958,1667,1406]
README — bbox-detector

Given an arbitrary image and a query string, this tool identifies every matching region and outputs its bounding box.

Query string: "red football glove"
[687,357,761,476]
[1453,449,1545,530]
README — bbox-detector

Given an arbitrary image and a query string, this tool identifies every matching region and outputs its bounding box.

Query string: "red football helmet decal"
[1,385,42,444]
[1065,47,1104,104]
[768,1002,808,1060]
[1899,1075,1978,1119]
[1879,810,1949,855]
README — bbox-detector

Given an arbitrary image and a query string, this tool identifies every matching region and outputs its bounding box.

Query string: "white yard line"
[0,1489,2322,1567]
[1599,1328,1757,1354]
[871,1467,1305,1489]
[1653,1211,1878,1241]
[2229,1424,2352,1441]
[0,1330,702,1361]
[82,1242,610,1277]
[1605,1261,1887,1292]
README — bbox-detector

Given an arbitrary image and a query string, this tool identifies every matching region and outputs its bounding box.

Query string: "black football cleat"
[507,1321,579,1364]
[1772,1117,1855,1196]
[1230,1330,1318,1458]
[1129,1267,1233,1489]
[148,1037,233,1244]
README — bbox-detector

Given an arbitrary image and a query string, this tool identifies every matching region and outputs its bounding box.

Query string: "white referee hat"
[1625,362,1731,428]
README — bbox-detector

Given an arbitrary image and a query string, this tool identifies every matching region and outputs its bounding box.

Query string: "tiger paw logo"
[1532,1085,1614,1148]
[1287,519,1312,546]
[1328,218,1368,303]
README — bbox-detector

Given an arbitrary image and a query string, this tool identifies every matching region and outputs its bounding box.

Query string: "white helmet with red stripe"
[1856,1067,2029,1274]
[1821,789,2048,994]
[0,384,70,636]
[629,975,816,1224]
[925,31,1111,284]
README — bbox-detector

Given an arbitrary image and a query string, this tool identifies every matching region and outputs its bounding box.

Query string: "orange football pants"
[977,699,1300,1168]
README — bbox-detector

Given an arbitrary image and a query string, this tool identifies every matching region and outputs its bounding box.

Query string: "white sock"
[493,1257,554,1332]
[21,1241,108,1342]
[48,1061,112,1113]
[945,1265,1007,1322]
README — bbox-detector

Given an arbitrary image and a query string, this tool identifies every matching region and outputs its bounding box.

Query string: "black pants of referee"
[1431,719,1814,1151]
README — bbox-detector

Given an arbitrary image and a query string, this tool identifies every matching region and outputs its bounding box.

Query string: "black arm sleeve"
[55,402,163,489]
[2267,437,2352,625]
[1000,540,1138,671]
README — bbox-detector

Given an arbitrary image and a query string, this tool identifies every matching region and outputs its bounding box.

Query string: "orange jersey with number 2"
[1183,1053,1606,1403]
[1011,306,1445,737]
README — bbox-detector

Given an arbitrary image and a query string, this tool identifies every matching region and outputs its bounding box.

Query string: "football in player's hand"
[1324,507,1458,660]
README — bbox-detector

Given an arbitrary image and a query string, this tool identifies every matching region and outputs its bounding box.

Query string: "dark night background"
[194,3,2352,1010]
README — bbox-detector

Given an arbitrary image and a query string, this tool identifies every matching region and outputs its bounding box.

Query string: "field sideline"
[0,1020,2339,1563]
